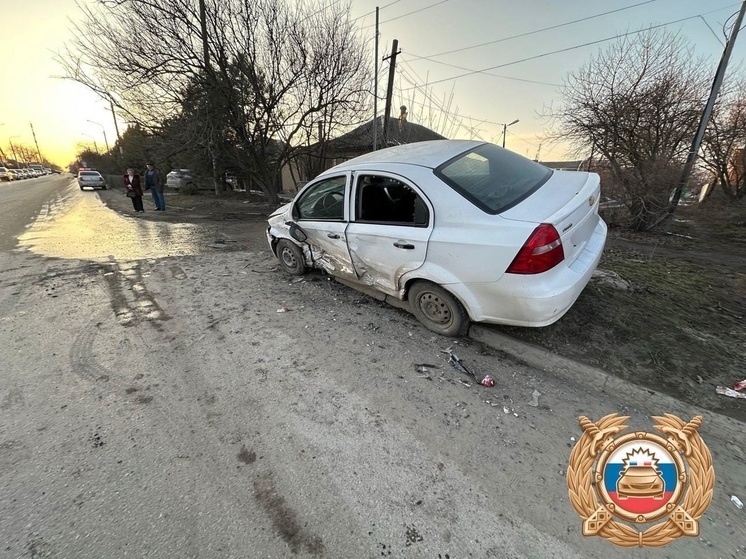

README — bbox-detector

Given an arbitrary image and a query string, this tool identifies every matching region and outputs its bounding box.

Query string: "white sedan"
[267,140,607,336]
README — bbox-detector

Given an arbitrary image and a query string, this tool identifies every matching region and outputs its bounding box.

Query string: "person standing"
[123,168,144,213]
[144,162,165,211]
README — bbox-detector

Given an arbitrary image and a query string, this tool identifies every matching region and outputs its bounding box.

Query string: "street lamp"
[501,119,520,148]
[86,120,110,153]
[81,133,99,155]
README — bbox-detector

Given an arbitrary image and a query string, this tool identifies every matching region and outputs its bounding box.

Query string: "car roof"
[327,139,485,172]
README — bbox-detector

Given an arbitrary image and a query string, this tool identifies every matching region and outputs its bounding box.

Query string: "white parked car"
[267,140,607,335]
[77,170,107,190]
[0,167,13,181]
[166,168,194,190]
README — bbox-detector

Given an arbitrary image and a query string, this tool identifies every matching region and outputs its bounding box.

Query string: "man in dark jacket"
[144,162,165,211]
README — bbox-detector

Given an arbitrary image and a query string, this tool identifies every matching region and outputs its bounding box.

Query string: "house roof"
[324,116,446,154]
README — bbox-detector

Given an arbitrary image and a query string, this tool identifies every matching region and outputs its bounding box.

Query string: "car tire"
[276,239,306,276]
[101,185,107,190]
[408,281,469,337]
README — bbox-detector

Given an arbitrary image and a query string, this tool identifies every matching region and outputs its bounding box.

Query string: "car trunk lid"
[500,171,602,266]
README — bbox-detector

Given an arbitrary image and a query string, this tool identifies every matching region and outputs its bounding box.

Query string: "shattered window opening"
[355,175,429,227]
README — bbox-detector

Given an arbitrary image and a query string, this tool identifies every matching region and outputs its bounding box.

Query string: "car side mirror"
[286,222,308,243]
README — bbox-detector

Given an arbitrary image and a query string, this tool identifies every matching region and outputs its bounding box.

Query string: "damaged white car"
[267,139,607,336]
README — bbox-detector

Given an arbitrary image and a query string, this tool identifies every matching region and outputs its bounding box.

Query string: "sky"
[1,0,744,167]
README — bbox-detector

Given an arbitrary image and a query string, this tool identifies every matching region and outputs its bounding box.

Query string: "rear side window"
[435,143,552,214]
[79,172,101,177]
[355,175,429,227]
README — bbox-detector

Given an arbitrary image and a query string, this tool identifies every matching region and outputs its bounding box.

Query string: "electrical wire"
[401,56,562,87]
[409,0,661,60]
[362,0,449,28]
[400,9,737,91]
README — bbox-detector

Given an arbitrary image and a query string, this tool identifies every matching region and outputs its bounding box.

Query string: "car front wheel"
[408,281,469,337]
[276,239,306,276]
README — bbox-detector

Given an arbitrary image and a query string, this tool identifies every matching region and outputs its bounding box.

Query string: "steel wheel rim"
[280,246,298,268]
[418,292,452,325]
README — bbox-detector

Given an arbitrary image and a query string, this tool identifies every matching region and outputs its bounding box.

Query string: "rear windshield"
[434,143,552,214]
[79,171,101,177]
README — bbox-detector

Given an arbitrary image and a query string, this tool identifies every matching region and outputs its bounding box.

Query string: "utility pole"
[9,137,20,166]
[110,100,123,158]
[382,39,400,149]
[372,6,380,151]
[199,0,220,195]
[665,0,746,229]
[29,122,42,163]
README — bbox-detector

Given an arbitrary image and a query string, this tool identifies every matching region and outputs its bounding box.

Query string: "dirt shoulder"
[99,186,746,422]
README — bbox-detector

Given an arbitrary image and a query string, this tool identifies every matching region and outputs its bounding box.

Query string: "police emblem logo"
[567,413,715,548]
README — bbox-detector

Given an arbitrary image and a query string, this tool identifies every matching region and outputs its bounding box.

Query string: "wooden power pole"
[382,39,400,149]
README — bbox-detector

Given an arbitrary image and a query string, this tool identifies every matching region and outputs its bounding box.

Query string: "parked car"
[18,169,30,179]
[8,169,23,180]
[267,139,607,335]
[0,167,13,181]
[166,169,194,190]
[77,170,107,190]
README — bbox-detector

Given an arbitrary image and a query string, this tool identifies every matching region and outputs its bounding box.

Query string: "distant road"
[0,174,74,251]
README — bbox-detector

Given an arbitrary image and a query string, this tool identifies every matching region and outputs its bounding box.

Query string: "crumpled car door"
[294,173,356,279]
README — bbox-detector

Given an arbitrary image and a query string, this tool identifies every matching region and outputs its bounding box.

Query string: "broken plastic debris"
[731,495,743,509]
[480,375,495,387]
[276,307,291,313]
[528,389,541,407]
[503,406,510,414]
[570,436,576,442]
[734,379,746,391]
[716,386,746,399]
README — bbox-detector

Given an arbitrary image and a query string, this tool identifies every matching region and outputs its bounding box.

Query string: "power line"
[401,56,562,87]
[408,0,661,60]
[353,0,405,23]
[400,11,734,91]
[362,0,449,28]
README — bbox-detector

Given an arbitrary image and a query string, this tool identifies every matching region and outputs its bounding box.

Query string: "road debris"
[442,347,493,387]
[734,379,746,391]
[276,307,291,313]
[528,389,541,407]
[716,386,746,399]
[731,495,744,509]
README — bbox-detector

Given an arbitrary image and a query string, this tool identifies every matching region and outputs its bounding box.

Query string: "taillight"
[506,223,564,274]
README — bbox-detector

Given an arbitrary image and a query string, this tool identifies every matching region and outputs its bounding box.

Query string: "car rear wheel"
[276,239,306,276]
[408,281,469,337]
[101,184,107,190]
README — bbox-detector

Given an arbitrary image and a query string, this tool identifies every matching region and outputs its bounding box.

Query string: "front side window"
[435,143,552,214]
[296,175,347,220]
[355,175,429,227]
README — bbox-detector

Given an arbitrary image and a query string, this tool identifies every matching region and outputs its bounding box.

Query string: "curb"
[469,324,744,437]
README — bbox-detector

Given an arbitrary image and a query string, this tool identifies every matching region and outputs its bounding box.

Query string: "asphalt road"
[0,180,743,558]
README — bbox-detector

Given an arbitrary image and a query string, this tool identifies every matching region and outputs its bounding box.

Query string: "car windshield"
[435,143,552,214]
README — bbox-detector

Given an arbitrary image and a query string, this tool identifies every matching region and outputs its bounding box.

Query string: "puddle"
[17,189,221,261]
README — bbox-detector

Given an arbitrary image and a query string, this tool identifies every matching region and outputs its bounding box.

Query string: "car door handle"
[327,233,340,239]
[393,241,415,249]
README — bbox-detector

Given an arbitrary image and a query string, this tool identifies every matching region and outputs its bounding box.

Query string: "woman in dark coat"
[123,168,144,212]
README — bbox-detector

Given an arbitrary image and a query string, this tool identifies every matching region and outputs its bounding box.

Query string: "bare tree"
[700,85,746,200]
[549,29,712,230]
[58,0,371,203]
